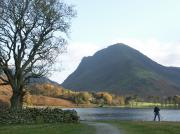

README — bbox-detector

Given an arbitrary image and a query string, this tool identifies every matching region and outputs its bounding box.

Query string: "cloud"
[50,39,180,83]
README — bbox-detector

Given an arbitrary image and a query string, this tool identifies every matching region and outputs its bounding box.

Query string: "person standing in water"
[154,106,160,121]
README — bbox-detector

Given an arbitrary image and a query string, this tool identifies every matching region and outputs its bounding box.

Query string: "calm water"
[64,108,180,121]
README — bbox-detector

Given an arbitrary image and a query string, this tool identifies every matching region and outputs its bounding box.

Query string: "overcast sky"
[50,0,180,83]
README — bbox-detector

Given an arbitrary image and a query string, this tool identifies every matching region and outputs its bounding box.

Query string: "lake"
[63,108,180,121]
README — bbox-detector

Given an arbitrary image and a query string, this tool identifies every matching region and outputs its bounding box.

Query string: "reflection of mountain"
[62,43,180,96]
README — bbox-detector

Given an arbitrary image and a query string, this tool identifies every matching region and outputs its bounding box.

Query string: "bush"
[96,92,112,105]
[102,93,113,105]
[75,92,92,104]
[0,108,79,124]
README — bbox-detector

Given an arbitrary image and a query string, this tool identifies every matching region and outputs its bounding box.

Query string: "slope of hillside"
[0,80,75,107]
[30,95,75,107]
[62,43,180,96]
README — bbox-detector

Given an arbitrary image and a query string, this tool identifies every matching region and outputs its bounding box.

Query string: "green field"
[106,121,180,134]
[0,123,95,134]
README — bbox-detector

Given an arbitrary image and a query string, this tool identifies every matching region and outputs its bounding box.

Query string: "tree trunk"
[10,91,23,109]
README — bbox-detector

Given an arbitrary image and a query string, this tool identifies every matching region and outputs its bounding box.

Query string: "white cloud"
[50,39,180,83]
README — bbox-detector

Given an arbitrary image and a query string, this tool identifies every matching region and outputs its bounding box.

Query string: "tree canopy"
[0,0,75,109]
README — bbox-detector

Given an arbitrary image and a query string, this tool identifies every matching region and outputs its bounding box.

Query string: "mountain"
[62,43,180,96]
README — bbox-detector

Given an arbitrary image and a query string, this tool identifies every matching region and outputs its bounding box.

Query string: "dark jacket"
[154,107,160,114]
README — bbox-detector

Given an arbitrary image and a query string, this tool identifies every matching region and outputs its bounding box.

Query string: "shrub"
[23,91,33,106]
[0,108,79,124]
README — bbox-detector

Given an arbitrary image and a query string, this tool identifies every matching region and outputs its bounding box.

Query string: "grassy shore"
[0,123,95,134]
[106,121,180,134]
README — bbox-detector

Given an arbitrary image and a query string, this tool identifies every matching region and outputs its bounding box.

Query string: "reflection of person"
[154,106,160,121]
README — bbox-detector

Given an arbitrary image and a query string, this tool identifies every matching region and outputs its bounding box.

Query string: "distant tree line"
[22,83,180,108]
[24,83,125,106]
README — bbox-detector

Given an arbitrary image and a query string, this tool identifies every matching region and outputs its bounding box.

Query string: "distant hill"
[29,77,60,85]
[62,43,180,96]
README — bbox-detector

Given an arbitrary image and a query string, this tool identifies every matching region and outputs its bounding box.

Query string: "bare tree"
[0,0,75,109]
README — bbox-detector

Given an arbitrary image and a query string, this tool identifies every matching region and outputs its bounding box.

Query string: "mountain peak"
[62,43,180,96]
[108,43,130,48]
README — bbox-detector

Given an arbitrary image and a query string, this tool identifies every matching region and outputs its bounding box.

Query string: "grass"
[126,102,176,108]
[105,120,180,134]
[0,123,95,134]
[1,121,180,134]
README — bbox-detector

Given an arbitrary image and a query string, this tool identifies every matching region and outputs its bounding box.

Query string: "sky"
[50,0,180,83]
